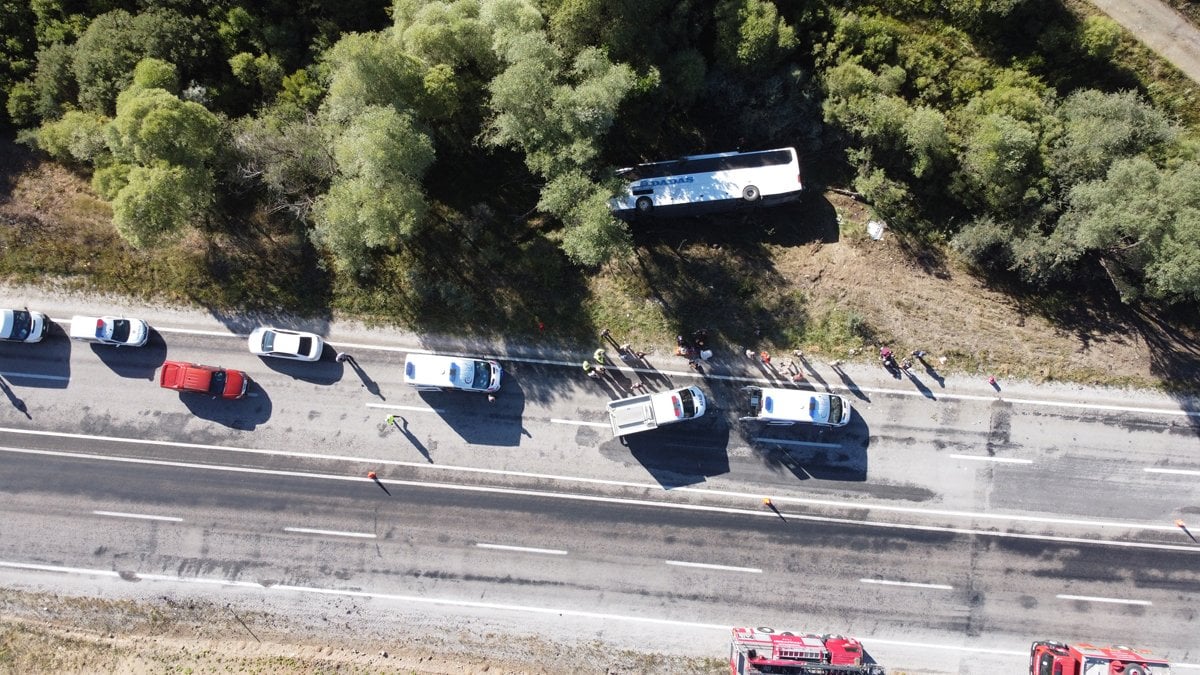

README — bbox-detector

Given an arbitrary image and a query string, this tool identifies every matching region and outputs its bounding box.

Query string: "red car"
[159,361,249,400]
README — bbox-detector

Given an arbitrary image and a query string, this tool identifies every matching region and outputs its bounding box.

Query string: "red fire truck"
[729,627,886,675]
[1029,640,1171,675]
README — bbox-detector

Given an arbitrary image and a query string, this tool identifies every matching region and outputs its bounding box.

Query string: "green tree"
[106,84,222,168]
[1050,89,1176,186]
[111,163,213,248]
[132,57,179,94]
[312,105,435,276]
[955,112,1042,211]
[232,106,335,220]
[321,31,424,123]
[36,109,109,164]
[713,0,797,70]
[1053,157,1200,303]
[27,40,75,122]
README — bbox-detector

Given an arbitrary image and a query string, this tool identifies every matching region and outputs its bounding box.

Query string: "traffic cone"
[762,498,772,507]
[1176,519,1187,529]
[367,471,377,480]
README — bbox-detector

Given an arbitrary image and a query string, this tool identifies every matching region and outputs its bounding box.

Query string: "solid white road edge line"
[92,510,183,522]
[1056,594,1152,606]
[283,527,376,539]
[364,403,444,414]
[1144,467,1200,476]
[0,370,71,382]
[47,318,1195,417]
[475,543,568,555]
[1,446,1196,552]
[3,560,1197,666]
[859,578,953,590]
[752,437,842,449]
[664,560,762,574]
[948,454,1034,464]
[0,431,1181,533]
[550,419,609,428]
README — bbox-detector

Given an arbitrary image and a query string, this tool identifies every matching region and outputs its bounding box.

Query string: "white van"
[403,353,502,393]
[738,386,851,427]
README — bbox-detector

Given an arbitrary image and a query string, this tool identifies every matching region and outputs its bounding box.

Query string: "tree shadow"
[87,329,167,379]
[177,380,273,430]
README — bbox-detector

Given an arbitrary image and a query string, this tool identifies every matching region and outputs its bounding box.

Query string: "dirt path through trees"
[1090,0,1200,82]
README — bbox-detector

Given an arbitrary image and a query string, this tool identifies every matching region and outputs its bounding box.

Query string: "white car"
[68,315,149,347]
[248,327,324,361]
[0,308,48,343]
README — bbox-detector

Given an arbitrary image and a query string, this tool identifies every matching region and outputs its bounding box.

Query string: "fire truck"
[729,627,885,675]
[1029,640,1171,675]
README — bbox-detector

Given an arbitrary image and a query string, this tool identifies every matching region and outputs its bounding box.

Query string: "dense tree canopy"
[2,0,1198,308]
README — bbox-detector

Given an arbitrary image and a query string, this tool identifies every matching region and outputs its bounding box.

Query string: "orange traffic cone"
[762,498,772,507]
[367,471,377,480]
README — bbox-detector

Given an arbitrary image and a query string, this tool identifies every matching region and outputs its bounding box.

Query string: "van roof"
[754,388,834,424]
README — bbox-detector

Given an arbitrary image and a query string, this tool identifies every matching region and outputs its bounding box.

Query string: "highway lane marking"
[948,454,1033,464]
[1,445,1197,553]
[860,578,953,590]
[752,437,843,449]
[550,419,609,428]
[93,510,183,523]
[42,318,1196,418]
[0,427,1183,534]
[1144,467,1200,476]
[1056,594,1152,606]
[0,559,1196,667]
[365,403,444,414]
[475,543,568,555]
[664,560,762,574]
[283,527,376,539]
[0,371,70,382]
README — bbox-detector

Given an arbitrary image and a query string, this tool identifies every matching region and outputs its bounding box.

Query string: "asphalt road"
[0,289,1198,672]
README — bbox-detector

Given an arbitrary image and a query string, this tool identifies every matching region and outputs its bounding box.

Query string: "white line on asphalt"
[664,560,762,574]
[93,510,183,523]
[752,437,842,449]
[475,543,568,556]
[1,559,1196,666]
[1144,467,1200,476]
[0,371,70,382]
[365,403,444,414]
[1,446,1195,553]
[1056,594,1152,606]
[860,578,953,590]
[283,527,376,539]
[0,427,1183,533]
[550,418,609,428]
[948,454,1034,464]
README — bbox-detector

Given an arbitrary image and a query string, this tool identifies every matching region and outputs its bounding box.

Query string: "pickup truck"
[607,386,707,437]
[69,315,149,347]
[159,360,249,399]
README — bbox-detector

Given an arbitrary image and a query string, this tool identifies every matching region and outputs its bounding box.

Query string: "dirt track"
[1089,0,1200,82]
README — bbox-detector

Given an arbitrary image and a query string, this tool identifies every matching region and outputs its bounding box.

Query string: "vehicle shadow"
[745,415,870,482]
[177,380,273,430]
[0,323,70,389]
[254,344,344,385]
[87,329,167,379]
[417,381,526,447]
[609,416,731,489]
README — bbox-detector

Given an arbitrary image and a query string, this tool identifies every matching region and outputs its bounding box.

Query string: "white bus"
[610,147,802,219]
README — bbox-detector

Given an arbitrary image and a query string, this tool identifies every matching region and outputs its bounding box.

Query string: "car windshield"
[678,388,696,417]
[470,361,492,389]
[208,370,227,395]
[110,319,131,342]
[8,310,32,340]
[828,395,844,423]
[261,331,276,352]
